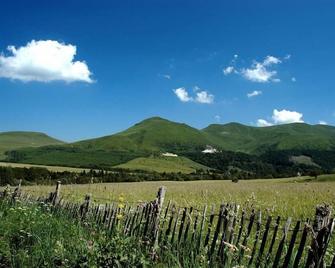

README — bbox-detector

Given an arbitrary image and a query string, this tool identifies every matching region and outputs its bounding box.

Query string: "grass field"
[19,174,335,219]
[0,161,90,172]
[116,155,208,173]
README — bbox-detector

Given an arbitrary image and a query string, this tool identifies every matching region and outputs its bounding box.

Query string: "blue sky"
[0,0,334,141]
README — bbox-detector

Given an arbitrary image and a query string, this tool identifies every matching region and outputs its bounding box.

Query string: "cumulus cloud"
[272,109,304,124]
[257,119,273,127]
[173,86,214,104]
[247,90,262,98]
[318,120,327,125]
[223,66,235,75]
[173,87,193,102]
[0,40,93,83]
[223,55,285,83]
[242,56,281,83]
[257,109,304,127]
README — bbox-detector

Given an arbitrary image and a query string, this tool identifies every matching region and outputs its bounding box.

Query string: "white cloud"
[173,87,193,102]
[214,115,221,122]
[272,109,304,124]
[318,120,327,125]
[195,91,214,104]
[242,56,281,83]
[263,55,281,66]
[247,90,262,98]
[257,119,273,127]
[162,74,171,80]
[173,86,214,104]
[0,40,92,83]
[257,108,304,127]
[223,66,235,75]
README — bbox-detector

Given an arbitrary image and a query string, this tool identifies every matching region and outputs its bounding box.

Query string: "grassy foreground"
[21,175,335,218]
[0,199,165,267]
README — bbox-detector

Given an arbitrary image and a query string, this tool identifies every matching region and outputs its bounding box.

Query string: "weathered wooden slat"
[183,207,193,243]
[282,220,301,267]
[204,205,215,247]
[238,209,256,264]
[171,208,181,244]
[272,217,292,268]
[235,209,246,246]
[293,222,310,268]
[191,209,199,245]
[256,215,272,267]
[265,216,281,264]
[178,208,187,244]
[209,204,225,259]
[197,205,207,252]
[248,210,262,266]
[165,205,176,242]
[218,205,230,259]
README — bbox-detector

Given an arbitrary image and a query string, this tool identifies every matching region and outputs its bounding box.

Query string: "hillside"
[203,122,335,154]
[4,117,335,172]
[73,117,212,152]
[116,155,209,174]
[0,131,64,160]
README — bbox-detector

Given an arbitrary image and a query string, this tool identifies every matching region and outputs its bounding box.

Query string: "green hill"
[203,122,335,154]
[116,155,209,174]
[74,117,212,152]
[0,131,64,160]
[4,117,335,171]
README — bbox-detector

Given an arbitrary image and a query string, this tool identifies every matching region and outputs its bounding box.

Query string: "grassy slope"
[203,122,335,154]
[0,131,64,160]
[116,155,209,173]
[5,118,335,169]
[0,161,90,173]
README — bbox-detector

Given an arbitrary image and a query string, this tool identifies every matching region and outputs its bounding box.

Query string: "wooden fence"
[2,181,335,267]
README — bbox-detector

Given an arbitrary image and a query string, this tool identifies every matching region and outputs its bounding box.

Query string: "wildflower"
[118,203,125,209]
[116,214,123,220]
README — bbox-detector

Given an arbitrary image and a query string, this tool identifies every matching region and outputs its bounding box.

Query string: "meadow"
[21,174,335,218]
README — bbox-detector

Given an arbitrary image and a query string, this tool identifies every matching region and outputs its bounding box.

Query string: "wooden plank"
[256,215,272,267]
[218,205,230,259]
[238,209,256,264]
[282,220,301,267]
[165,205,176,242]
[191,209,199,245]
[272,217,292,268]
[183,207,193,243]
[209,204,225,259]
[235,209,246,246]
[178,208,187,244]
[204,205,215,247]
[248,210,262,266]
[171,208,181,244]
[265,216,281,264]
[197,205,207,252]
[292,222,309,268]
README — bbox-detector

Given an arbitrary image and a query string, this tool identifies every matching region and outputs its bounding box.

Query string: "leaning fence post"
[80,194,91,219]
[52,181,61,205]
[305,204,333,268]
[152,186,166,258]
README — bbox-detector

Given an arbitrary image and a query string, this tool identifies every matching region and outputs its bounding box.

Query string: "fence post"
[152,186,166,258]
[52,181,61,205]
[305,204,333,268]
[313,204,331,232]
[80,194,91,219]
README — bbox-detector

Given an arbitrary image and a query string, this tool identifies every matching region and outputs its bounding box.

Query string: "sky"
[1,0,335,142]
